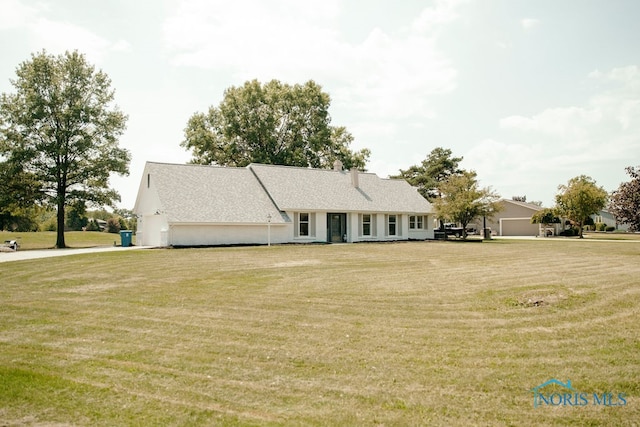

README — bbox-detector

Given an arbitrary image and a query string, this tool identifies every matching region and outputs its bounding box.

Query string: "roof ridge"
[249,162,378,175]
[147,161,247,171]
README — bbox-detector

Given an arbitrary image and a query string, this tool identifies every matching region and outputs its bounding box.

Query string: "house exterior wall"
[591,211,630,231]
[169,223,290,246]
[286,212,433,244]
[287,211,327,243]
[408,214,432,240]
[137,214,168,246]
[481,201,541,236]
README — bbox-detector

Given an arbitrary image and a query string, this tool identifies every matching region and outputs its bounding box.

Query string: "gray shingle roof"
[139,162,433,224]
[500,199,545,211]
[144,162,285,224]
[250,163,432,213]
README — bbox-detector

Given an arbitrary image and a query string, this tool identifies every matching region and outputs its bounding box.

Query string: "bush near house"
[559,228,580,236]
[106,218,121,233]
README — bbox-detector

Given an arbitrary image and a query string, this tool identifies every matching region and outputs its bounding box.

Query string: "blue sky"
[1,0,639,209]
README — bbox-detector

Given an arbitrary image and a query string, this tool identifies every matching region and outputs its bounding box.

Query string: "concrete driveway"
[0,245,150,263]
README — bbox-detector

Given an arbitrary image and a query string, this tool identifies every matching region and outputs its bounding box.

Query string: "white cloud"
[163,0,461,123]
[411,0,465,33]
[521,18,540,30]
[0,0,37,29]
[30,18,116,63]
[500,106,602,142]
[487,65,640,204]
[0,1,130,63]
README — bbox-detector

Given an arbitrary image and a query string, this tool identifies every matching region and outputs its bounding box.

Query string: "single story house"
[591,210,629,231]
[133,161,434,246]
[476,199,559,237]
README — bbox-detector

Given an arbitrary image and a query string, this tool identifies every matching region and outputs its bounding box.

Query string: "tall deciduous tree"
[0,50,129,248]
[555,175,608,238]
[434,170,501,239]
[609,166,640,232]
[181,79,370,170]
[391,147,463,201]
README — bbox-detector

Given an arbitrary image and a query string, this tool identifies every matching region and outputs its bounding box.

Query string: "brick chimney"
[350,168,359,188]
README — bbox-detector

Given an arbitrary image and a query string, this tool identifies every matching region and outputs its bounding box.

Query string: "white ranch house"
[134,161,434,246]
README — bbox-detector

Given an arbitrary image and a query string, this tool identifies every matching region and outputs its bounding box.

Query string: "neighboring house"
[133,161,434,247]
[476,199,558,237]
[591,210,629,231]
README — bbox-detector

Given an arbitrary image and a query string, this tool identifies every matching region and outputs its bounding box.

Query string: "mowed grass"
[1,231,133,250]
[0,240,638,426]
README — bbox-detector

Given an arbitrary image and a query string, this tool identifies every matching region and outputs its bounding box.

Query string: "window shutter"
[372,215,377,237]
[294,213,299,237]
[310,213,316,237]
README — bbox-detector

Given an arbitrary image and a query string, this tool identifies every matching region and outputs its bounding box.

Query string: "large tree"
[555,175,608,238]
[391,147,463,201]
[0,50,129,248]
[433,170,501,239]
[609,166,640,232]
[182,79,370,170]
[0,160,43,230]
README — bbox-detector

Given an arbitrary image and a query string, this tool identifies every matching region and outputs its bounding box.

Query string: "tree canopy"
[391,147,463,201]
[0,160,43,230]
[609,166,640,232]
[530,208,561,226]
[555,175,608,238]
[433,170,501,239]
[181,79,370,170]
[0,50,129,247]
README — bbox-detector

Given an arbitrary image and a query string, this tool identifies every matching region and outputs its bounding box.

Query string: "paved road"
[0,245,151,263]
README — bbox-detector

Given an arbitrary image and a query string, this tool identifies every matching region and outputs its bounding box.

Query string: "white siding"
[169,224,290,246]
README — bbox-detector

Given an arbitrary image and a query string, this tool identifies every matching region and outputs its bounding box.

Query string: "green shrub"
[118,217,128,231]
[605,226,616,232]
[106,218,121,233]
[86,219,100,232]
[44,219,57,231]
[596,222,606,231]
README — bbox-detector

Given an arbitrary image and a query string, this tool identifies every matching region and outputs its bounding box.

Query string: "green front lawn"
[1,231,134,250]
[1,240,638,425]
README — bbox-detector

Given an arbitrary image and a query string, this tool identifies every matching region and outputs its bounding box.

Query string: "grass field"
[1,239,638,425]
[1,231,134,250]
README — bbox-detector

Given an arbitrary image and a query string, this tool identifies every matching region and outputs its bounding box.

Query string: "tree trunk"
[56,194,66,249]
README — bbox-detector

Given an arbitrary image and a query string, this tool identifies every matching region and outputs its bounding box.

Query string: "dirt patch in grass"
[501,286,577,308]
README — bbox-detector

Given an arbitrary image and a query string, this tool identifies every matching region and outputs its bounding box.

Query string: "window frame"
[299,212,310,237]
[409,215,424,230]
[388,214,397,236]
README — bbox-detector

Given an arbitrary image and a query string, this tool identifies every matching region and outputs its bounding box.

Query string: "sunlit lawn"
[0,239,638,425]
[0,231,134,250]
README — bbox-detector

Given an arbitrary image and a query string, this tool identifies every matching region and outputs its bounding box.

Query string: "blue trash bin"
[120,230,133,247]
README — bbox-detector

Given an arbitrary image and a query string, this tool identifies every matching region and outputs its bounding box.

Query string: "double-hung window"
[409,215,424,230]
[362,214,372,236]
[388,214,397,236]
[299,213,310,236]
[295,212,315,238]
